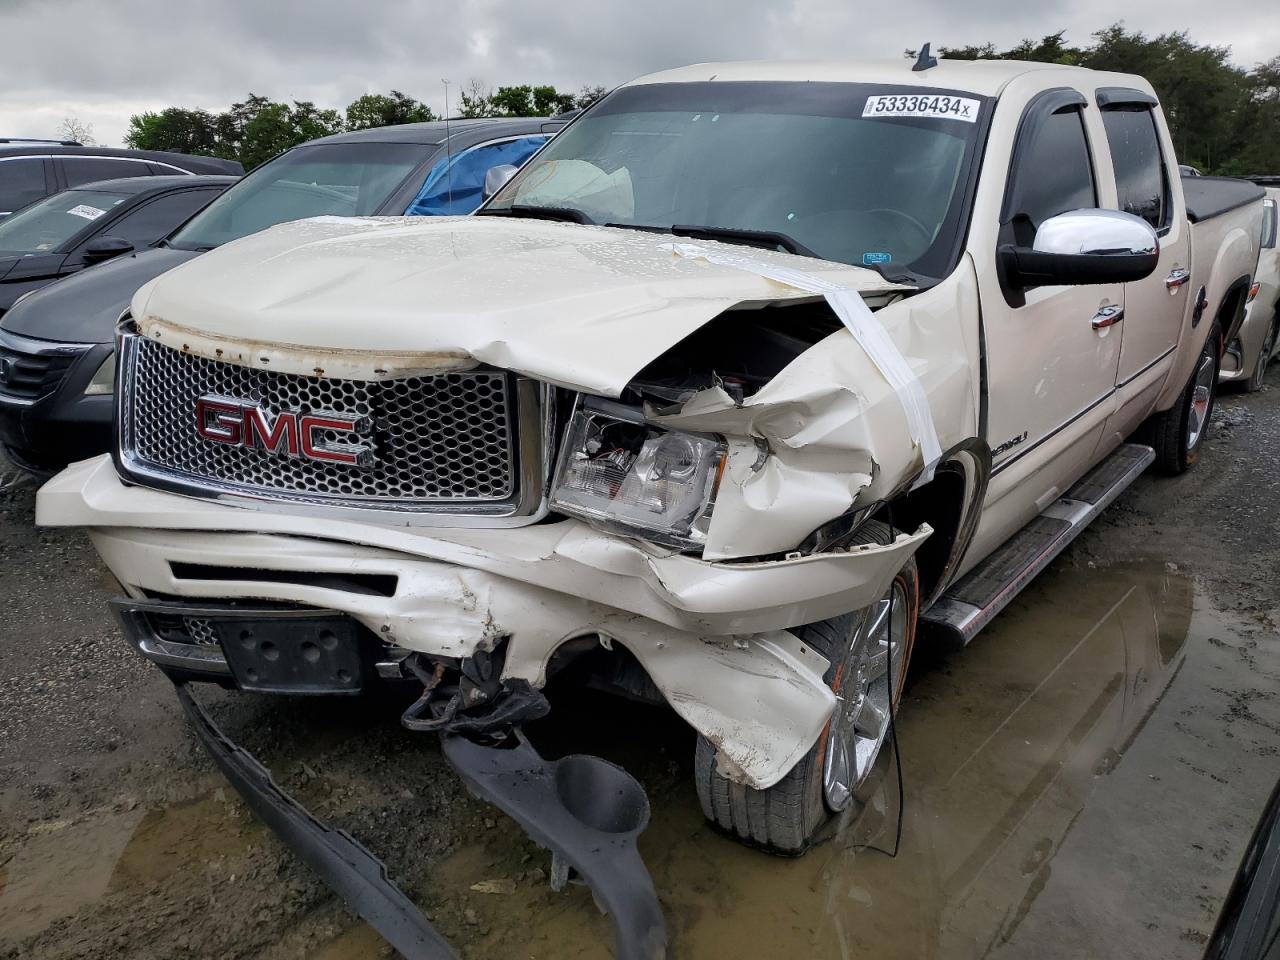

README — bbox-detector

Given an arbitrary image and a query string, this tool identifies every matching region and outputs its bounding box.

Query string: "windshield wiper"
[480,204,593,225]
[670,225,819,258]
[604,222,819,258]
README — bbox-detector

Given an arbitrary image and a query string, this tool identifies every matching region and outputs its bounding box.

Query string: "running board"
[922,442,1154,647]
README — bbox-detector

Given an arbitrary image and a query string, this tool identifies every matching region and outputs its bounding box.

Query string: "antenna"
[912,43,938,72]
[442,79,454,212]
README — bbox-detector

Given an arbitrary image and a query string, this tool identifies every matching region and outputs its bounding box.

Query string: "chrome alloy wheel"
[1187,346,1216,448]
[822,582,909,811]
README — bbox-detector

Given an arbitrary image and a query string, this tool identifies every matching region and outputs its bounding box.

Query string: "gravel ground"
[1,376,1278,959]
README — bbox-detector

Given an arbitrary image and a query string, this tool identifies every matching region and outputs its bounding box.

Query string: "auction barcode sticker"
[862,94,980,123]
[66,204,106,221]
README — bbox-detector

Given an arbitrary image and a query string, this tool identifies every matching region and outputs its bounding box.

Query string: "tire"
[693,520,920,855]
[1148,322,1221,475]
[1245,315,1278,393]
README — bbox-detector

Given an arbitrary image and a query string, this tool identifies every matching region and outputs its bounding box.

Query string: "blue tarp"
[404,136,546,216]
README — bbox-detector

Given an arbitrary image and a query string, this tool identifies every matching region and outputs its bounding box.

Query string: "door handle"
[1166,268,1191,292]
[1091,304,1124,329]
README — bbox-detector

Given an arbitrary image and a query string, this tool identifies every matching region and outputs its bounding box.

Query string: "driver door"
[972,89,1123,552]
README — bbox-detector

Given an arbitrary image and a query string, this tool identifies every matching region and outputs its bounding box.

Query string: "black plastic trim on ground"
[442,733,668,960]
[173,683,460,960]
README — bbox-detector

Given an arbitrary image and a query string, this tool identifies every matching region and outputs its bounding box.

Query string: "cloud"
[0,0,1274,146]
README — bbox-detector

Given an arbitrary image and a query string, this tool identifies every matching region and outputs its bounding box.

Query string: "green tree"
[458,79,495,118]
[345,90,435,130]
[457,81,578,118]
[125,107,220,155]
[575,85,609,109]
[230,97,343,170]
[913,25,1275,174]
[1232,56,1280,173]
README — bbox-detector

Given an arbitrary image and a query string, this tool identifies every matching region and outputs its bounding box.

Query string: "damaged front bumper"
[39,455,929,789]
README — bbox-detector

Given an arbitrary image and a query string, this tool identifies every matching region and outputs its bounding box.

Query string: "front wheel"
[693,521,920,855]
[1148,323,1221,475]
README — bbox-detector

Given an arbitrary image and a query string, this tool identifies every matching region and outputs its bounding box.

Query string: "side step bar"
[922,442,1154,647]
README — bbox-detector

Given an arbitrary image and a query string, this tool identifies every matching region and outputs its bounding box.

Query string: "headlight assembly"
[550,400,725,550]
[83,353,115,396]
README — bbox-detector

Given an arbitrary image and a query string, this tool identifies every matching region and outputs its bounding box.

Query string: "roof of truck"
[626,58,1117,97]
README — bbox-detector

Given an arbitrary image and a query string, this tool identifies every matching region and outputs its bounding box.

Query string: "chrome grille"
[118,334,522,509]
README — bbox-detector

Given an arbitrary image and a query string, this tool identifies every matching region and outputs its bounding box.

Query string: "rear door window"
[0,158,51,214]
[1102,108,1169,230]
[58,157,153,188]
[1003,103,1097,247]
[1263,199,1276,249]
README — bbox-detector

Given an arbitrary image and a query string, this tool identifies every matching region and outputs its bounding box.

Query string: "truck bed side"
[1157,175,1264,410]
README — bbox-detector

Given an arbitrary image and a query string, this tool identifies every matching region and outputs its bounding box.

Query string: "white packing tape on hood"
[665,243,940,484]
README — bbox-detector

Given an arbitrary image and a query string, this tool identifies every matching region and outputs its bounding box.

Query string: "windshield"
[0,188,128,255]
[169,141,428,251]
[487,82,989,279]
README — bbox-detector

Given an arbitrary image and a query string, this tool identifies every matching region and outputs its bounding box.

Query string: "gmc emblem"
[195,396,375,467]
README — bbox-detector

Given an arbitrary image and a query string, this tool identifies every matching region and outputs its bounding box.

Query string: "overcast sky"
[1,0,1276,147]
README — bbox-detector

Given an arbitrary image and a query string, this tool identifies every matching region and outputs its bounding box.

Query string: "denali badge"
[195,396,375,467]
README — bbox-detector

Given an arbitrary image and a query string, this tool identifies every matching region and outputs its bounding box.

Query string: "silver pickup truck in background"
[1221,177,1279,390]
[38,58,1264,857]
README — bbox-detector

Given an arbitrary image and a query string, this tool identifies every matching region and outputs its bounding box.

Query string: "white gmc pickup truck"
[38,58,1265,856]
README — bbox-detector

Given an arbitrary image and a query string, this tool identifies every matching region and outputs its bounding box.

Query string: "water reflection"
[424,560,1196,958]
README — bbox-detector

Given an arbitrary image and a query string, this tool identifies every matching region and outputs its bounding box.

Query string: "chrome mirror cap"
[483,164,519,201]
[1034,208,1159,258]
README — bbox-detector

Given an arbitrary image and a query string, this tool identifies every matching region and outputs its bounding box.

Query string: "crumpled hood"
[131,215,904,395]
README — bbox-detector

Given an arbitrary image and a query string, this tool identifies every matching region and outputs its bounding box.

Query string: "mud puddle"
[4,559,1276,960]
[383,559,1277,959]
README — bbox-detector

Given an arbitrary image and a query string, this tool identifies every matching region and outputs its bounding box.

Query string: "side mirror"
[1000,209,1159,289]
[483,164,519,201]
[82,235,135,263]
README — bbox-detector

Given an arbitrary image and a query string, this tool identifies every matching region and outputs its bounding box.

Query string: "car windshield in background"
[487,81,989,279]
[168,141,427,251]
[0,189,129,255]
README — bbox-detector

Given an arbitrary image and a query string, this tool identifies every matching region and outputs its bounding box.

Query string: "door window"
[1102,108,1169,230]
[1003,104,1096,247]
[58,157,153,188]
[404,136,547,216]
[0,158,50,213]
[92,189,221,250]
[1263,199,1276,249]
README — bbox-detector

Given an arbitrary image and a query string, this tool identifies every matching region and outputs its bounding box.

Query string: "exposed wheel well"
[879,439,991,606]
[1216,277,1253,346]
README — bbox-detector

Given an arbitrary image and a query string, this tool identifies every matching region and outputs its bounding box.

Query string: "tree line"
[124,83,607,170]
[913,24,1279,174]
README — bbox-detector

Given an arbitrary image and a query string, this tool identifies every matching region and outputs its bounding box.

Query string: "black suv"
[0,140,242,220]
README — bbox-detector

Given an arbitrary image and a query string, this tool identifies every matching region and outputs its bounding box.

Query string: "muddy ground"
[1,377,1278,960]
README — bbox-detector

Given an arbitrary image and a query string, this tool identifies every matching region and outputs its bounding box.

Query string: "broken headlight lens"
[550,403,726,549]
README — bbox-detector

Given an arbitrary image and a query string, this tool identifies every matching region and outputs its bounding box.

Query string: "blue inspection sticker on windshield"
[863,252,892,266]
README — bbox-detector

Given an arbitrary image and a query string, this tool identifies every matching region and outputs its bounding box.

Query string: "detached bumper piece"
[442,733,668,960]
[173,683,459,960]
[172,676,670,959]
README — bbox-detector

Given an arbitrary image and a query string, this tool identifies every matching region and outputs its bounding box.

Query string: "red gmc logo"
[195,395,375,467]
